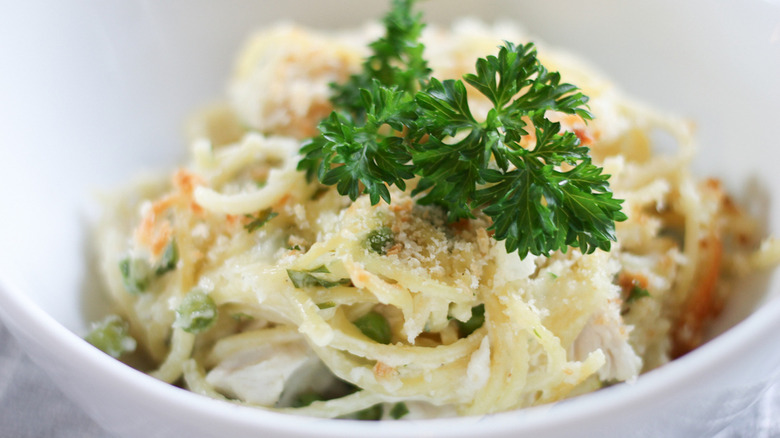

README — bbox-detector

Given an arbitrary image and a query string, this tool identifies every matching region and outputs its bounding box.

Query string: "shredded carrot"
[672,233,723,357]
[373,361,396,379]
[448,218,472,233]
[274,193,292,209]
[618,271,649,293]
[389,199,413,212]
[574,127,594,145]
[173,168,205,196]
[151,195,176,215]
[150,222,173,256]
[386,243,404,256]
[133,168,206,256]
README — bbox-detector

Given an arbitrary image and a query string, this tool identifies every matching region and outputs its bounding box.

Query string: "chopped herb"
[244,208,278,233]
[155,239,179,275]
[287,266,351,288]
[548,272,559,280]
[174,289,218,334]
[389,402,409,419]
[291,391,324,408]
[310,186,330,200]
[85,315,136,358]
[120,242,180,294]
[298,0,625,259]
[348,403,384,421]
[601,379,620,388]
[316,301,337,309]
[365,226,395,255]
[231,312,254,323]
[627,284,651,303]
[458,304,485,337]
[353,311,392,344]
[119,257,152,295]
[329,0,430,119]
[533,328,542,339]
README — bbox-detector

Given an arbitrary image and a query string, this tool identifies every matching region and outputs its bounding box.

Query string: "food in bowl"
[87,0,778,420]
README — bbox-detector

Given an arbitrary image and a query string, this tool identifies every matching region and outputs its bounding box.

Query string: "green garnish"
[310,186,330,200]
[458,304,485,337]
[353,311,392,344]
[119,239,180,294]
[330,0,430,119]
[389,402,410,419]
[287,265,351,289]
[291,391,325,408]
[231,312,255,323]
[316,301,337,309]
[155,239,179,275]
[298,0,625,259]
[365,226,395,255]
[244,207,278,233]
[626,284,651,303]
[85,315,137,358]
[349,403,384,421]
[119,257,152,295]
[174,289,218,334]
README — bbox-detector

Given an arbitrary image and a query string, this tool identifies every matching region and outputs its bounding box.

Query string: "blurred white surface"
[0,320,107,438]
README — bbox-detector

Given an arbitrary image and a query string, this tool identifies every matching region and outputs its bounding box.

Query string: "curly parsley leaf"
[298,1,625,259]
[330,0,430,117]
[412,77,487,221]
[299,81,416,204]
[413,42,624,257]
[475,115,626,258]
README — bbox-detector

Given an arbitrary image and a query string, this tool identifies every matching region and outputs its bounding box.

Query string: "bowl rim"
[1,270,779,437]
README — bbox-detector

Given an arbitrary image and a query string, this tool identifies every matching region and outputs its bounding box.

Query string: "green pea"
[85,315,136,358]
[119,257,152,295]
[365,226,395,255]
[174,289,218,334]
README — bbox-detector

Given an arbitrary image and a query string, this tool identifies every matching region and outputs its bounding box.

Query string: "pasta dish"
[87,1,778,420]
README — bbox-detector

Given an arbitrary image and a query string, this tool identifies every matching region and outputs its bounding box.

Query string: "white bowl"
[1,1,780,437]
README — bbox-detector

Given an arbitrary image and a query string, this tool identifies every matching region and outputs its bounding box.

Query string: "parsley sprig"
[298,0,626,258]
[330,0,430,118]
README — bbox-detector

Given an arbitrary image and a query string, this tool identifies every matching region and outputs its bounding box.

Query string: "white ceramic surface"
[1,1,780,437]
